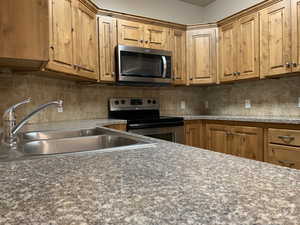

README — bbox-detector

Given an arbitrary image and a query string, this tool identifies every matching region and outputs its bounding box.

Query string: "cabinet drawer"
[268,128,300,146]
[267,144,300,169]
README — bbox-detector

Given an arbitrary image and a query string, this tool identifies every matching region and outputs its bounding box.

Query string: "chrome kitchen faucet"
[2,99,63,149]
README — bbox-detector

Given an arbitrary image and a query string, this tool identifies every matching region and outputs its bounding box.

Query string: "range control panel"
[109,98,159,111]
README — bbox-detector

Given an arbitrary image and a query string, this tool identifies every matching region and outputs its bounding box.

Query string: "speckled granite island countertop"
[1,135,300,225]
[183,115,300,124]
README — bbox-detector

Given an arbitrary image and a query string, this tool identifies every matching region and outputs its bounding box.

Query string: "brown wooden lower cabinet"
[185,120,300,169]
[206,124,230,154]
[266,144,300,170]
[206,123,263,161]
[184,120,204,148]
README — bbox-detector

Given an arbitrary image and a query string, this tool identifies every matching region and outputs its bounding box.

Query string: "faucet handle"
[3,98,31,120]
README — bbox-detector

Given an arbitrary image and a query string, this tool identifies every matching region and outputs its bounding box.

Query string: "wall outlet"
[180,100,186,110]
[205,101,209,109]
[245,99,251,109]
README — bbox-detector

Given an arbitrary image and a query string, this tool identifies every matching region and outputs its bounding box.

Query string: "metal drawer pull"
[278,135,295,143]
[278,160,295,167]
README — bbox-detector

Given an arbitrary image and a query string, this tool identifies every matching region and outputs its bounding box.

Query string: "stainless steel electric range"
[108,98,184,144]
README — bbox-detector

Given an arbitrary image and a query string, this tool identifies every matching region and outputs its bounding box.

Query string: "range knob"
[153,100,157,104]
[114,100,119,105]
[147,99,152,104]
[121,100,126,104]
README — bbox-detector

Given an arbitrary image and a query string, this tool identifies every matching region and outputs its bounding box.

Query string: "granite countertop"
[1,134,300,224]
[182,115,300,124]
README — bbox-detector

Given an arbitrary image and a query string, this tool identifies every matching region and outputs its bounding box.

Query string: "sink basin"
[20,127,109,142]
[16,127,155,156]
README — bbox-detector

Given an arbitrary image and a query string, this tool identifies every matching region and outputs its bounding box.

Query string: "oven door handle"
[162,56,167,78]
[128,121,184,130]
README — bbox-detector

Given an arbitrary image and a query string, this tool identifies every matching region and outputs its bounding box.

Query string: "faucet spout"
[12,100,64,135]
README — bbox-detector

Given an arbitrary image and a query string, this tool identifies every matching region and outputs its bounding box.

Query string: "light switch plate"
[180,100,186,110]
[245,99,251,109]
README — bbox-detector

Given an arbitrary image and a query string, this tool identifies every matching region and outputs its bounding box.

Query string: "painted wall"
[92,0,204,24]
[202,0,265,22]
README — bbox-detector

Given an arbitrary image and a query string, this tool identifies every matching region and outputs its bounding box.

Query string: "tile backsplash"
[203,75,300,117]
[1,73,300,128]
[0,73,204,127]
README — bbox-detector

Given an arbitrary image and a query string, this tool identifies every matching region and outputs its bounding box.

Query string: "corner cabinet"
[117,19,170,51]
[187,26,218,85]
[219,12,259,82]
[171,29,187,85]
[206,123,263,161]
[98,16,117,82]
[0,0,99,80]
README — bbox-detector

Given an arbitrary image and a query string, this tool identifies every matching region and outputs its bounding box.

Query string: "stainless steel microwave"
[117,45,172,84]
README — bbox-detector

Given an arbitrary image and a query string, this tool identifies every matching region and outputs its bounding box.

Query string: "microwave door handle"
[162,56,167,78]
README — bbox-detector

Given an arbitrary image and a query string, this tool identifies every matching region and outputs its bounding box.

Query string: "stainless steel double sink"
[16,127,154,156]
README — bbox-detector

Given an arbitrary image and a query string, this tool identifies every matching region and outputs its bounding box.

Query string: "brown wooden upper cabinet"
[171,29,187,85]
[117,19,170,51]
[0,0,98,80]
[98,16,117,82]
[292,0,300,73]
[187,27,218,85]
[219,12,259,82]
[72,0,98,79]
[260,0,300,78]
[206,123,263,161]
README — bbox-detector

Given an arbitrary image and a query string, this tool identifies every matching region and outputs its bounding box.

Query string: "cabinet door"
[260,0,292,78]
[74,1,98,79]
[236,13,260,80]
[185,121,203,148]
[219,23,237,82]
[48,0,76,74]
[267,144,300,169]
[206,124,230,154]
[292,0,300,72]
[171,29,187,85]
[117,20,144,47]
[187,28,217,85]
[144,25,170,50]
[230,126,263,161]
[98,16,117,82]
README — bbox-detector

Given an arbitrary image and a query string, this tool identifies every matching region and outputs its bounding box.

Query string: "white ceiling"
[180,0,216,7]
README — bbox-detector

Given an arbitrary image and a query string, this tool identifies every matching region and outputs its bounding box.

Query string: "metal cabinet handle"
[237,72,241,75]
[140,40,144,43]
[189,77,193,81]
[278,160,295,167]
[286,62,292,68]
[145,40,149,44]
[278,135,295,143]
[293,63,298,67]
